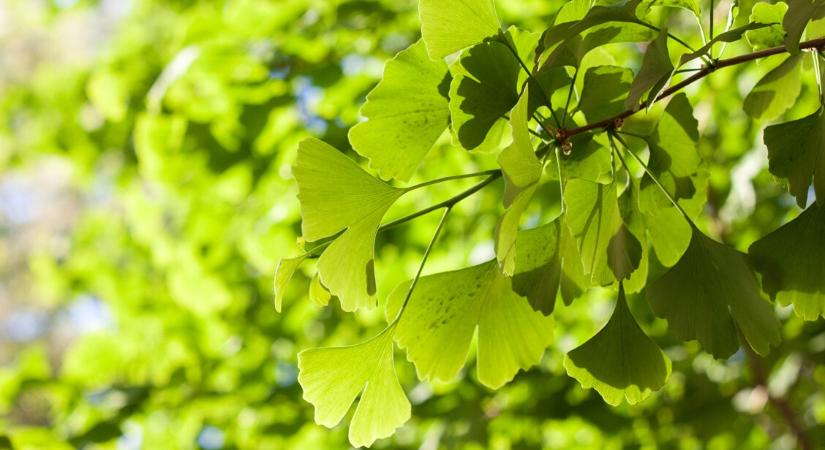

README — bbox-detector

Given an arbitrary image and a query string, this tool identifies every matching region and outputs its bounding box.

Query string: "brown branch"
[560,37,825,139]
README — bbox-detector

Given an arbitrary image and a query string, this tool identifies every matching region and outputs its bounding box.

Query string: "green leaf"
[763,107,825,207]
[607,224,643,281]
[625,30,674,110]
[578,66,634,123]
[386,260,553,389]
[564,180,623,285]
[495,89,541,274]
[274,255,306,312]
[293,138,405,310]
[349,39,450,181]
[309,273,333,307]
[638,0,700,17]
[743,54,803,120]
[746,2,788,50]
[565,284,671,406]
[539,0,652,69]
[646,93,700,178]
[547,134,614,184]
[298,325,410,448]
[498,89,541,198]
[749,203,825,320]
[543,0,643,51]
[647,227,781,358]
[448,28,543,151]
[679,23,771,66]
[419,0,500,60]
[512,220,588,315]
[783,0,825,53]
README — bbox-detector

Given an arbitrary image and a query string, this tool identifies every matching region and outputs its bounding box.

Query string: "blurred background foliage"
[0,0,823,449]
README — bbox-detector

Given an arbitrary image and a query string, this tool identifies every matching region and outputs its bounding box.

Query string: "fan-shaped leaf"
[293,138,405,310]
[743,53,802,120]
[763,107,825,207]
[349,39,450,181]
[419,0,500,60]
[274,255,306,312]
[647,227,781,358]
[386,260,553,389]
[749,203,825,320]
[298,326,410,448]
[565,284,671,406]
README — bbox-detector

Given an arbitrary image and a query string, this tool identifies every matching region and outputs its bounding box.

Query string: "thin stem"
[555,145,566,213]
[638,21,713,65]
[379,173,501,231]
[562,68,578,128]
[563,36,825,139]
[710,0,715,43]
[390,206,452,324]
[611,132,689,219]
[501,35,562,127]
[405,169,501,191]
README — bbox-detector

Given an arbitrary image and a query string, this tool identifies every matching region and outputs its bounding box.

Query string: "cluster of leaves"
[277,0,825,447]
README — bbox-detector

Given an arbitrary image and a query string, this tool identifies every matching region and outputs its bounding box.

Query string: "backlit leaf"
[647,227,781,358]
[564,180,623,285]
[496,88,541,274]
[746,2,788,50]
[386,260,553,389]
[743,54,803,120]
[565,284,671,406]
[274,255,306,312]
[293,138,405,310]
[349,39,450,181]
[749,203,825,320]
[625,30,673,110]
[298,325,410,448]
[783,0,825,52]
[419,0,500,60]
[763,107,825,207]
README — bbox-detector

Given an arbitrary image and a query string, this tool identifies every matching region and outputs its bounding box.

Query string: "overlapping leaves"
[277,1,825,446]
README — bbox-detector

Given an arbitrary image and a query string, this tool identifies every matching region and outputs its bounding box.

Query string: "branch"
[561,37,825,140]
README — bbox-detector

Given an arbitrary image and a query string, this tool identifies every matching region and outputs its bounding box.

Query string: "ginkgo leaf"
[763,107,825,207]
[293,138,405,310]
[274,255,306,312]
[512,220,587,315]
[546,134,614,185]
[386,260,553,389]
[349,39,450,181]
[625,30,673,110]
[419,0,500,60]
[578,66,633,123]
[607,224,643,281]
[746,2,788,50]
[565,284,671,406]
[749,203,825,320]
[679,23,770,66]
[564,180,623,285]
[647,226,781,359]
[646,93,700,178]
[448,27,542,151]
[743,53,802,120]
[783,0,825,53]
[539,0,652,69]
[498,88,541,199]
[495,88,541,274]
[309,273,332,307]
[638,0,700,17]
[298,325,410,448]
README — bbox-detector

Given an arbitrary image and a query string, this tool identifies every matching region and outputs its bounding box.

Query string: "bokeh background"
[0,0,824,448]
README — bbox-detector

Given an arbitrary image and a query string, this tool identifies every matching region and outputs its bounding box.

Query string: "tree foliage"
[2,1,825,449]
